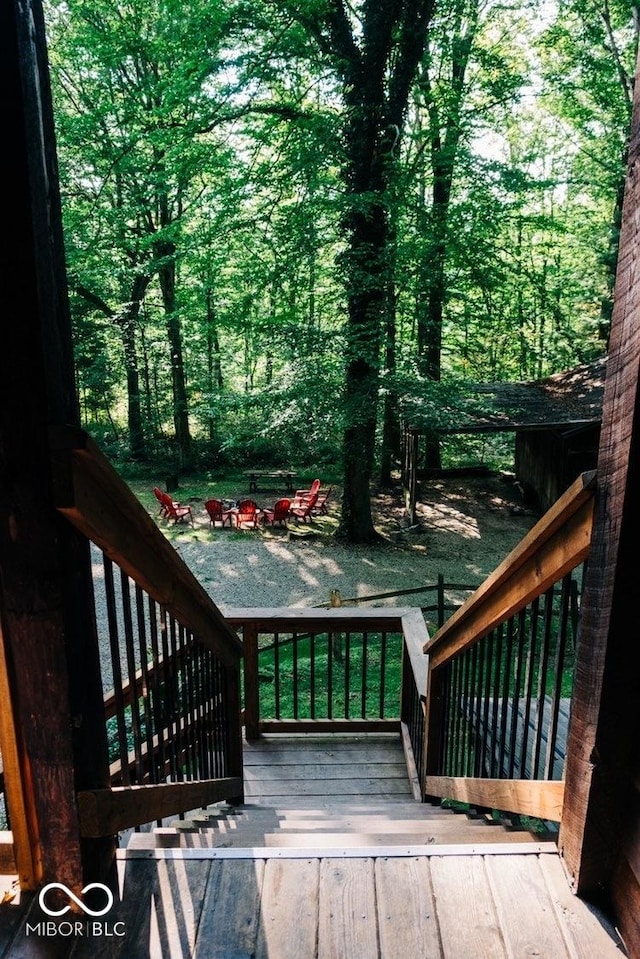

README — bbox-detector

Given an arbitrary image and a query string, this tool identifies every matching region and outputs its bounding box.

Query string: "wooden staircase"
[107,736,624,957]
[126,798,544,853]
[124,733,547,855]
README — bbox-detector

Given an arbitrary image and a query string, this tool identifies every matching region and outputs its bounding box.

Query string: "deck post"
[0,0,115,890]
[558,42,640,953]
[242,623,261,741]
[223,664,245,802]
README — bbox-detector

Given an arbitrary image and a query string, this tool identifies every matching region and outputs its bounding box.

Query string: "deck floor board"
[0,733,624,957]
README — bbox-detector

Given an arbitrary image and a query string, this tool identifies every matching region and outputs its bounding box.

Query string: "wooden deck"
[0,734,624,957]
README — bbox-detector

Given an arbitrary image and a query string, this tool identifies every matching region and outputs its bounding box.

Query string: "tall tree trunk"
[156,243,191,464]
[414,6,476,472]
[76,276,149,458]
[206,288,223,443]
[338,99,388,542]
[118,274,148,459]
[298,1,435,542]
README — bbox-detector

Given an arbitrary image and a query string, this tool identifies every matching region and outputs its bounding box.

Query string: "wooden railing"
[226,607,430,800]
[421,471,596,823]
[50,427,244,838]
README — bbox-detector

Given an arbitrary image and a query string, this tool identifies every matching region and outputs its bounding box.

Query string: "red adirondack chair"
[311,486,333,516]
[204,498,233,528]
[153,486,173,516]
[289,490,318,523]
[293,478,321,503]
[231,499,260,529]
[262,498,291,527]
[159,490,193,525]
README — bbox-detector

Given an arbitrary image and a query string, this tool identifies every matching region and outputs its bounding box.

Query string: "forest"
[44,0,638,541]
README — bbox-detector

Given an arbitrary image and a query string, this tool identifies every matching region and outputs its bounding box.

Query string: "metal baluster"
[134,585,154,784]
[479,631,494,777]
[544,574,572,780]
[519,597,540,779]
[147,597,167,784]
[310,631,316,719]
[532,585,555,779]
[119,571,144,784]
[473,636,486,776]
[490,625,504,778]
[498,616,515,778]
[182,627,197,779]
[467,644,479,777]
[379,631,387,718]
[452,656,462,776]
[211,652,222,778]
[508,607,527,778]
[160,609,178,782]
[344,632,351,719]
[361,631,368,719]
[274,632,280,721]
[103,556,129,785]
[293,632,299,720]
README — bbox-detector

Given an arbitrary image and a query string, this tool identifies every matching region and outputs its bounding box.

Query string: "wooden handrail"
[424,471,596,671]
[77,778,244,837]
[50,425,242,669]
[225,607,427,634]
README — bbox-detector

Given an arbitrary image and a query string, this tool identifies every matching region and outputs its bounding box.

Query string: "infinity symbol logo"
[39,882,114,917]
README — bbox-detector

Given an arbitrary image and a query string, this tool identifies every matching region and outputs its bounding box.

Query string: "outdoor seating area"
[154,480,333,531]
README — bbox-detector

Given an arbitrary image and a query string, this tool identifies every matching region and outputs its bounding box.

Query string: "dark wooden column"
[0,0,114,890]
[559,45,640,950]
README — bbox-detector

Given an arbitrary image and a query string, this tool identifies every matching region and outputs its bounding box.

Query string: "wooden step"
[127,821,537,851]
[126,797,538,852]
[169,806,461,831]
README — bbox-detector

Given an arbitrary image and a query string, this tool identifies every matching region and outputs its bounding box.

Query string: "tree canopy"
[44,0,639,540]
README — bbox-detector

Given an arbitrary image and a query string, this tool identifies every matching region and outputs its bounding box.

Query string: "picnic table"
[242,469,297,493]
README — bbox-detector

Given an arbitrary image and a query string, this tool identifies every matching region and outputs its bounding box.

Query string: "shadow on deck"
[0,734,625,957]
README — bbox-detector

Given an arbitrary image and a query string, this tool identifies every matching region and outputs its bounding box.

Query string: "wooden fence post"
[242,623,261,741]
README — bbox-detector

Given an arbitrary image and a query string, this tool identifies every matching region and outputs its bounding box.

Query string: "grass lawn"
[254,630,404,721]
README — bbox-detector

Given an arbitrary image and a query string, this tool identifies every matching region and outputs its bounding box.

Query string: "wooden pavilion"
[402,357,606,520]
[1,0,640,955]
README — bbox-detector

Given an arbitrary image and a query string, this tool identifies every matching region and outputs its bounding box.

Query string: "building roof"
[402,357,606,435]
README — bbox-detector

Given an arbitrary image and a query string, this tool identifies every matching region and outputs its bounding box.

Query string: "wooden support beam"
[0,625,38,887]
[559,50,640,954]
[1,0,113,891]
[77,779,244,838]
[424,776,564,823]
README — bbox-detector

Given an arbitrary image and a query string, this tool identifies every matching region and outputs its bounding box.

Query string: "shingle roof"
[402,358,606,434]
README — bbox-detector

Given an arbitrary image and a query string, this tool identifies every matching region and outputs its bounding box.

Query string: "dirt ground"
[174,473,539,630]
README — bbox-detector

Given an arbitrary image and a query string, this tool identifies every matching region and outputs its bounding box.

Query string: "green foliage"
[44,0,634,498]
